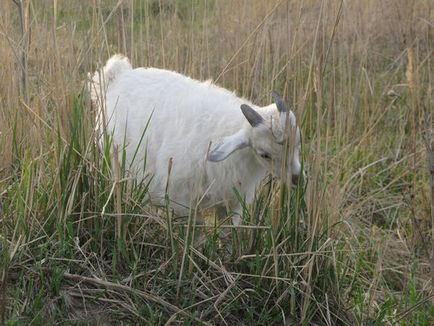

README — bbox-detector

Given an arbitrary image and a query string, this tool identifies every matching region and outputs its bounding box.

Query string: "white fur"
[90,55,302,225]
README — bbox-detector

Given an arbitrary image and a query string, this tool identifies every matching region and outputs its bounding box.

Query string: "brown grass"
[0,0,433,324]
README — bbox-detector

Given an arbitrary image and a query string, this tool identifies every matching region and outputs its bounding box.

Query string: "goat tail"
[88,54,132,105]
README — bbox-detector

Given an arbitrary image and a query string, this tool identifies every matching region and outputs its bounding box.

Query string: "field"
[0,0,433,324]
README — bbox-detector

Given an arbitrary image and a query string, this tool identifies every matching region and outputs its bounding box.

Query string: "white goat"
[90,55,302,225]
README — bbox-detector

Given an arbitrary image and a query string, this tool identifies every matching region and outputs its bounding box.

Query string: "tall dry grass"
[0,0,433,324]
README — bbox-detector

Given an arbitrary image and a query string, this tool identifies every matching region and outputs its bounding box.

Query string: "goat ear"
[241,104,263,127]
[208,131,249,162]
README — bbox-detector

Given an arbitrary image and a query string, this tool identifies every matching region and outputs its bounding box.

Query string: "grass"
[0,0,433,324]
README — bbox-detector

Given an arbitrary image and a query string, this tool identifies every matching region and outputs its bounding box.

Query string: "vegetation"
[0,0,433,324]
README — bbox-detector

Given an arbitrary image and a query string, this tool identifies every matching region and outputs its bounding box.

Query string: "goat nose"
[291,173,299,186]
[291,170,306,187]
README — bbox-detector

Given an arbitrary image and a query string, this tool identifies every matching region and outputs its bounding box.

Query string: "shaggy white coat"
[90,55,301,225]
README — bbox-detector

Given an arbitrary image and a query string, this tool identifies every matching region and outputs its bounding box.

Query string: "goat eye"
[260,152,271,160]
